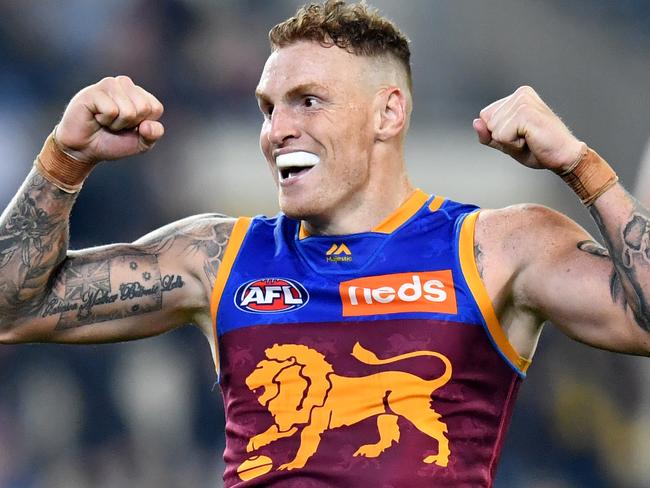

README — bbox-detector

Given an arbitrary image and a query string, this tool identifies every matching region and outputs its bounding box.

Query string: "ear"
[374,87,408,141]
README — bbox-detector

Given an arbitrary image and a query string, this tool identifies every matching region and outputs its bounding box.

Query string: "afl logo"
[235,278,309,313]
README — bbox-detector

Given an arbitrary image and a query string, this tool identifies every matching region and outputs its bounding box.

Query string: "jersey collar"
[298,188,430,240]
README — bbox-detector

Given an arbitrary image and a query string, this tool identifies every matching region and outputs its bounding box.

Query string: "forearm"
[0,167,77,323]
[550,143,650,331]
[590,183,650,331]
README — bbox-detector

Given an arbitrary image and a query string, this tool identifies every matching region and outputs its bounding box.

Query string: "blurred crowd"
[1,1,650,487]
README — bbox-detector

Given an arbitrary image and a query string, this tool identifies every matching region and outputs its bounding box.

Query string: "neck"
[302,173,416,236]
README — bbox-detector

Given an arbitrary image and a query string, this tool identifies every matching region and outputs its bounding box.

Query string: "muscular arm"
[474,86,650,357]
[0,76,234,345]
[0,166,233,344]
[477,202,650,358]
[589,186,650,333]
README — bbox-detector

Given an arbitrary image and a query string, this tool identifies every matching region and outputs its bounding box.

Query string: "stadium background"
[1,1,650,487]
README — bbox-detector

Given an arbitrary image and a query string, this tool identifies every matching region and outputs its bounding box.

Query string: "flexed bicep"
[2,214,234,344]
[515,205,650,355]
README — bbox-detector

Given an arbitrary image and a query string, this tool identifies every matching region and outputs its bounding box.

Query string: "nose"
[267,105,300,146]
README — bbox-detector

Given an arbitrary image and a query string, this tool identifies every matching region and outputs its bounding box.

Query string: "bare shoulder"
[475,203,588,263]
[473,204,593,317]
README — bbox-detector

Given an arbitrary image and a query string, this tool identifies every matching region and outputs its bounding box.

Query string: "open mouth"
[279,166,313,180]
[276,151,320,182]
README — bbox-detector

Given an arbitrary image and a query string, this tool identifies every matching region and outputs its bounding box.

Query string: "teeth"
[276,151,320,169]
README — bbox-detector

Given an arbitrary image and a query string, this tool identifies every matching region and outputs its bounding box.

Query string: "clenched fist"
[55,76,164,164]
[473,86,584,172]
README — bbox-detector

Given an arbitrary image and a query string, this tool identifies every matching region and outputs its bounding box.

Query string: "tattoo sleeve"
[588,194,650,331]
[1,164,232,336]
[0,169,75,320]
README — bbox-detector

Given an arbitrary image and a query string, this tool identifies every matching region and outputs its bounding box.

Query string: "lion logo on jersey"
[238,342,452,479]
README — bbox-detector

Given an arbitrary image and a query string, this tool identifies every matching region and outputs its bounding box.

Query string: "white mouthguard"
[276,151,320,169]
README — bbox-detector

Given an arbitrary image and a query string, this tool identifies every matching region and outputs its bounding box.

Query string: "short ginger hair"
[269,1,412,91]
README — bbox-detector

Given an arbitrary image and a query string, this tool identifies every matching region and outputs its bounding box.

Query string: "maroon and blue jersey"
[210,189,531,487]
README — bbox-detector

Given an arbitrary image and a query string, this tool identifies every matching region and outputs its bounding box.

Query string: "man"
[1,1,648,486]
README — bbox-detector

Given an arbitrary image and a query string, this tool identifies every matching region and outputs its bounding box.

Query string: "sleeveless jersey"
[211,189,531,487]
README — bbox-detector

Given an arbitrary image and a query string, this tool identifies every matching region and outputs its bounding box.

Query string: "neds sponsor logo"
[340,270,457,317]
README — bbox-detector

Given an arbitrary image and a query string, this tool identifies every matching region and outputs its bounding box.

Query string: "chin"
[278,196,319,221]
[279,203,309,221]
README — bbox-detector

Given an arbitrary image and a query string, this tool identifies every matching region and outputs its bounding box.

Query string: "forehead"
[256,41,368,97]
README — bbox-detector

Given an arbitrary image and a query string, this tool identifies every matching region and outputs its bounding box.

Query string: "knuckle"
[98,76,120,88]
[135,102,152,119]
[147,94,164,116]
[105,104,120,119]
[116,74,134,85]
[120,107,137,121]
[515,102,530,115]
[153,102,164,117]
[515,85,534,96]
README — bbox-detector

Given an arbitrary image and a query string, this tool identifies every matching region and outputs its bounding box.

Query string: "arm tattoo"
[576,240,625,306]
[138,215,232,283]
[40,251,185,330]
[590,206,650,331]
[621,214,650,268]
[1,167,229,332]
[182,222,231,284]
[474,243,485,279]
[39,216,231,330]
[0,171,74,317]
[577,239,609,258]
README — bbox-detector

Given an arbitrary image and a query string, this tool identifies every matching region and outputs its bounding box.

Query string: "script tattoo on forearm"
[589,204,650,331]
[0,171,75,317]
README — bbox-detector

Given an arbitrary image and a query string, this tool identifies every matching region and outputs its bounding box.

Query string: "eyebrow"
[255,83,330,103]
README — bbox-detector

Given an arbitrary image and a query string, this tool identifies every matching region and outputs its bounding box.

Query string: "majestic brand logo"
[340,270,457,317]
[238,342,452,481]
[326,243,352,262]
[235,278,309,313]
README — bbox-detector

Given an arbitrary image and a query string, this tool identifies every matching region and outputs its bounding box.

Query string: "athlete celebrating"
[1,1,649,486]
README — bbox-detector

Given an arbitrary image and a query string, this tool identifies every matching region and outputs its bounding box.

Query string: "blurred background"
[1,1,650,487]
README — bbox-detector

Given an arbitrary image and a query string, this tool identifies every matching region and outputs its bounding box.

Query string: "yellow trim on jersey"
[298,223,309,240]
[372,188,430,234]
[298,188,430,239]
[428,195,446,212]
[210,217,251,372]
[458,211,531,374]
